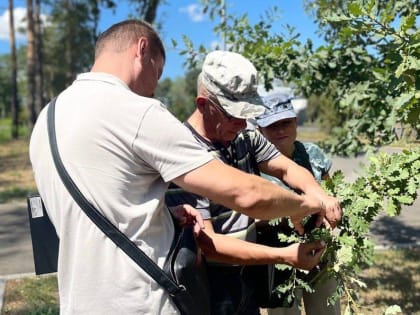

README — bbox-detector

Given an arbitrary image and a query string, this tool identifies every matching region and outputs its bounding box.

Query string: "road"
[0,148,419,277]
[331,148,420,247]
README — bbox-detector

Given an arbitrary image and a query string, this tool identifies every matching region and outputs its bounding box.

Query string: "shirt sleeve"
[248,129,280,164]
[133,102,214,182]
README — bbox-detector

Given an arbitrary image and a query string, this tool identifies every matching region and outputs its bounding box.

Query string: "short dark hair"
[95,19,165,62]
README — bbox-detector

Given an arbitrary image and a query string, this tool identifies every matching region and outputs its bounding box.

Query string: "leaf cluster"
[270,148,420,314]
[177,0,419,156]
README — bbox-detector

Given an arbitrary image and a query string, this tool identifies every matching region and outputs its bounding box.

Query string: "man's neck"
[186,111,230,147]
[186,111,213,142]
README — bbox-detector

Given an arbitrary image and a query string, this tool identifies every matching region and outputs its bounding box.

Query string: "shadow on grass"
[359,249,420,314]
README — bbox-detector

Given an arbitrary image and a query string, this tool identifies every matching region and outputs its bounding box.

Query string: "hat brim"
[215,94,266,120]
[256,110,296,127]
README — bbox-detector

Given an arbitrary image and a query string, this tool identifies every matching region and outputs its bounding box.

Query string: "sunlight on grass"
[0,139,36,204]
[2,275,59,315]
[2,250,419,315]
[259,249,420,315]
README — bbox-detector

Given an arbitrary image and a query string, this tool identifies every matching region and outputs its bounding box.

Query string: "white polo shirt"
[29,72,214,314]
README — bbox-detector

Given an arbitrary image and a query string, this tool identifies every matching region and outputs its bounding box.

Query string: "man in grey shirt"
[166,50,342,315]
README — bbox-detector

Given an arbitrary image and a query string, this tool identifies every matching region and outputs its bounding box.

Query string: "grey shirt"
[166,124,279,240]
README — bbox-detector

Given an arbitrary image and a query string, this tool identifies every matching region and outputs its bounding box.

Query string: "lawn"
[0,138,36,203]
[2,249,419,314]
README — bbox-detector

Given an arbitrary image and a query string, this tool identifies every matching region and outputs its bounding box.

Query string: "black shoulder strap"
[46,98,184,297]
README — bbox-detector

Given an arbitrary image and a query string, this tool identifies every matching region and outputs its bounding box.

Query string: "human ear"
[137,37,149,60]
[196,96,207,111]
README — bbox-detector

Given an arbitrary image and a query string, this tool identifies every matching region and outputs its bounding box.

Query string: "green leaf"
[394,195,414,205]
[275,264,293,271]
[400,15,415,32]
[295,277,314,293]
[393,93,414,109]
[385,199,398,216]
[348,3,363,16]
[276,282,293,293]
[384,304,402,315]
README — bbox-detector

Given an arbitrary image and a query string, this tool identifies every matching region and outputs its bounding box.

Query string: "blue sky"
[0,1,323,79]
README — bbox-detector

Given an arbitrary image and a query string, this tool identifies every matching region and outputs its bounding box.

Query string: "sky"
[0,0,324,80]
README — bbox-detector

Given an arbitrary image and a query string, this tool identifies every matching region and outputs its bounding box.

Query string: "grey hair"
[197,72,211,98]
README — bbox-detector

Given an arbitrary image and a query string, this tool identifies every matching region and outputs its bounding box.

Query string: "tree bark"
[64,0,73,83]
[34,0,45,113]
[27,0,36,130]
[143,0,159,23]
[130,0,160,24]
[8,0,19,139]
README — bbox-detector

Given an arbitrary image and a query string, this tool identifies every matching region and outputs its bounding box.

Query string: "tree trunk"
[143,0,159,24]
[130,0,161,24]
[27,0,36,130]
[34,0,45,113]
[64,0,73,83]
[9,0,19,139]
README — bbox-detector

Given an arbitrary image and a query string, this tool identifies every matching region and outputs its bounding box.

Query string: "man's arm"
[172,159,325,223]
[196,220,325,270]
[259,155,342,229]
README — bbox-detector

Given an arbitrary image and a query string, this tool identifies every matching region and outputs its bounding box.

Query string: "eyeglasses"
[206,97,236,120]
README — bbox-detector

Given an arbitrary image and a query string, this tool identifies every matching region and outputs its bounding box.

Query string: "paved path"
[330,148,420,248]
[0,200,35,277]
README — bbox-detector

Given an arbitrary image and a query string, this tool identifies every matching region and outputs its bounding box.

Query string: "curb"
[374,241,420,250]
[0,243,419,311]
[0,272,36,281]
[0,279,5,314]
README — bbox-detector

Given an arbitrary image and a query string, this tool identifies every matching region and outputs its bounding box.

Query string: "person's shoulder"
[301,142,330,159]
[125,92,169,114]
[301,141,332,170]
[302,141,325,155]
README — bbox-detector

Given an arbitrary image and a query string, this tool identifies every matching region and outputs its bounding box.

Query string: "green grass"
[357,249,420,315]
[1,275,59,315]
[0,138,36,204]
[0,187,36,203]
[0,118,29,143]
[2,249,419,315]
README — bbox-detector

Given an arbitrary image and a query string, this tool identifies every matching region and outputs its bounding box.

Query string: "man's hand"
[290,194,326,235]
[291,193,342,234]
[282,241,326,271]
[170,204,205,236]
[318,195,342,229]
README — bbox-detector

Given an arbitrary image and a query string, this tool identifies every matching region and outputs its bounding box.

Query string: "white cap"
[201,50,265,119]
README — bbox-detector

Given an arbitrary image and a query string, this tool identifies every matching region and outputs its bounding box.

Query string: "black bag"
[164,222,211,315]
[27,97,210,315]
[26,193,59,274]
